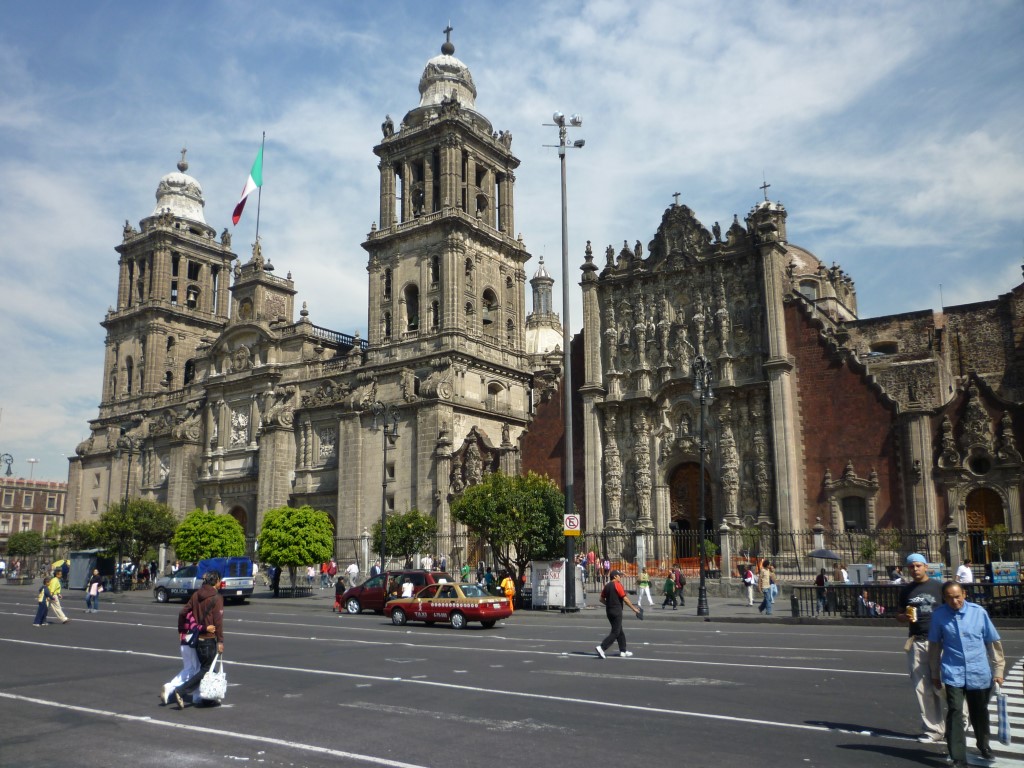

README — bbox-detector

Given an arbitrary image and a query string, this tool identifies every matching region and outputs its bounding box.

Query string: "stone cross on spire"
[672,192,681,207]
[760,176,771,201]
[178,147,189,172]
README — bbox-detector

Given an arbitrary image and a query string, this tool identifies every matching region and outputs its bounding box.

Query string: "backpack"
[675,571,686,588]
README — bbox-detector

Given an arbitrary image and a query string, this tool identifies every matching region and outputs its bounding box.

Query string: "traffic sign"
[563,514,581,536]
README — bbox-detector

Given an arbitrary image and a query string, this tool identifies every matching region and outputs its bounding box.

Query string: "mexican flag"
[231,146,264,225]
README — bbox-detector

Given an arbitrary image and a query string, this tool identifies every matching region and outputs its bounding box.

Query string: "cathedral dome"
[525,324,563,357]
[151,152,207,225]
[417,40,477,109]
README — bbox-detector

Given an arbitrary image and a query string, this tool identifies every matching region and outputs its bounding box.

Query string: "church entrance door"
[669,463,712,559]
[965,487,1004,564]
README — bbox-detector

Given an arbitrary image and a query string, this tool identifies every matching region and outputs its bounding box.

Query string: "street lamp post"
[0,452,13,477]
[545,111,584,612]
[369,402,400,573]
[692,355,714,618]
[26,458,38,480]
[115,428,142,593]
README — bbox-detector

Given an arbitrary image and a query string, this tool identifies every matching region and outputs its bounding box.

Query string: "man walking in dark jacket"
[596,570,640,658]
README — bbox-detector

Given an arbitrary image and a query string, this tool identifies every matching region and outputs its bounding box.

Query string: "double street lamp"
[692,355,714,618]
[545,111,584,612]
[114,427,143,593]
[369,401,400,573]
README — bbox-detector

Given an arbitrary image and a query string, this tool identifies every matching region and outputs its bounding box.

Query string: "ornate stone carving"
[938,415,960,468]
[632,413,652,526]
[230,409,249,447]
[604,412,622,527]
[317,426,336,460]
[996,411,1021,463]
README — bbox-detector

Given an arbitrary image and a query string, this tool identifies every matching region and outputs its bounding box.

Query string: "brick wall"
[520,333,586,521]
[787,303,903,527]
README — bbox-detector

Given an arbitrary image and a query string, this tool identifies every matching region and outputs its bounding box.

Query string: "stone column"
[379,159,395,228]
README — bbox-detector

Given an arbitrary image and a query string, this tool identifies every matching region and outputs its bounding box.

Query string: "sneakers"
[619,651,633,657]
[595,645,606,659]
[917,734,942,743]
[174,692,185,710]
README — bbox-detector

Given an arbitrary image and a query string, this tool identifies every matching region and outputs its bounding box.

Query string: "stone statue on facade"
[382,114,394,137]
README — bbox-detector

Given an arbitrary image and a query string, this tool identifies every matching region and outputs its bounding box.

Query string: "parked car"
[384,582,512,629]
[336,569,453,614]
[153,557,255,604]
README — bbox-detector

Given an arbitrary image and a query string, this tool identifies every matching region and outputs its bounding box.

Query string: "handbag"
[199,653,227,701]
[997,684,1012,745]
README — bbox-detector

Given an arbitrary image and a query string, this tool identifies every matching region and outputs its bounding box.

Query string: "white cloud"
[0,0,1021,482]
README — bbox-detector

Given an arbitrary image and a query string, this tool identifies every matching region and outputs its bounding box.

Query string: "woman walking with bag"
[636,568,654,608]
[171,571,225,709]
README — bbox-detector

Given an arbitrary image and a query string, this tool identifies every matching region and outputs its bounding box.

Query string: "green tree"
[7,530,43,559]
[59,521,104,551]
[987,524,1010,560]
[97,498,178,568]
[171,509,246,562]
[451,471,564,603]
[257,505,334,587]
[371,508,437,568]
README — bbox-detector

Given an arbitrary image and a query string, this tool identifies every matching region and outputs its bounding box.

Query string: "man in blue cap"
[896,553,944,744]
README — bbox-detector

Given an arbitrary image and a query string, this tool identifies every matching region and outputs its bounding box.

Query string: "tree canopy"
[451,471,564,599]
[58,521,104,551]
[98,498,178,566]
[257,505,334,584]
[371,508,437,568]
[7,530,43,558]
[171,509,246,562]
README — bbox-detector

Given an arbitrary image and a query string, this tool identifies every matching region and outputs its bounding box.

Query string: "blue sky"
[1,1,1022,483]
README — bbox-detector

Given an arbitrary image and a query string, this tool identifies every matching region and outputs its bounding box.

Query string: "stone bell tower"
[101,150,236,406]
[363,30,530,370]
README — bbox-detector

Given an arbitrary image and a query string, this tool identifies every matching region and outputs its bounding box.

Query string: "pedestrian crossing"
[979,657,1024,766]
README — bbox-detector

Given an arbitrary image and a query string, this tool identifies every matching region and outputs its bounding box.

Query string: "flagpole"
[255,131,265,244]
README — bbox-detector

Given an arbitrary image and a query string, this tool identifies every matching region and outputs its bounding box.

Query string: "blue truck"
[152,557,254,604]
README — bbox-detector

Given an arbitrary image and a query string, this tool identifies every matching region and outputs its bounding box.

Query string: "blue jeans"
[85,593,99,611]
[760,587,776,614]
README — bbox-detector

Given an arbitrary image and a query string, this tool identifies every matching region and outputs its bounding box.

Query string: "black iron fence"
[791,583,1024,619]
[240,527,1024,594]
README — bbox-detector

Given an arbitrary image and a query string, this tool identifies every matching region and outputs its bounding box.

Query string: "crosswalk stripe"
[984,658,1024,765]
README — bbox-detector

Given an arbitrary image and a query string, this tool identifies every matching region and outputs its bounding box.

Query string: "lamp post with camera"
[114,427,143,593]
[369,401,400,573]
[692,355,714,618]
[544,110,584,612]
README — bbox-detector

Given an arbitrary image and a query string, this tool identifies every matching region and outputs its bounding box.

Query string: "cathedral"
[66,33,1024,569]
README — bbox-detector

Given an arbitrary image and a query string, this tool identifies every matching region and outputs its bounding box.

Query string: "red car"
[384,582,512,629]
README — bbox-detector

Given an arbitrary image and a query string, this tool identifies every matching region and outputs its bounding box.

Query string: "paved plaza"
[2,584,1023,767]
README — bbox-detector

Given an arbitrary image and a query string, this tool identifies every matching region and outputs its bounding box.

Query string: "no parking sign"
[563,514,581,536]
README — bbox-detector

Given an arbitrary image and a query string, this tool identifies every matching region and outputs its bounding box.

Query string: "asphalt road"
[2,586,1023,768]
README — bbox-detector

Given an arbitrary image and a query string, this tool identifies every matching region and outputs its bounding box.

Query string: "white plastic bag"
[199,653,227,702]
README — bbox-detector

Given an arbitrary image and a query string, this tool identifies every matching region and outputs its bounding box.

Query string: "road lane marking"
[0,691,429,768]
[0,636,911,743]
[0,635,905,677]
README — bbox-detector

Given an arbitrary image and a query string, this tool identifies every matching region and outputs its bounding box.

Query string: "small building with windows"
[0,477,67,553]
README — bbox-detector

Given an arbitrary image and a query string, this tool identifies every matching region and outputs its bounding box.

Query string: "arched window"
[404,284,419,331]
[125,357,134,395]
[430,256,440,285]
[431,301,439,329]
[506,318,515,344]
[841,497,868,530]
[383,268,392,299]
[486,382,504,411]
[798,280,818,301]
[383,312,392,339]
[166,337,175,353]
[482,289,498,326]
[183,359,196,385]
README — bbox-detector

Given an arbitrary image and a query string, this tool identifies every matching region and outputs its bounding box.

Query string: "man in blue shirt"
[928,581,1004,767]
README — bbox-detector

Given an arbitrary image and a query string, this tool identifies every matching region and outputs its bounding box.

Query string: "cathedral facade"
[67,36,533,558]
[576,194,1023,563]
[65,33,1024,569]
